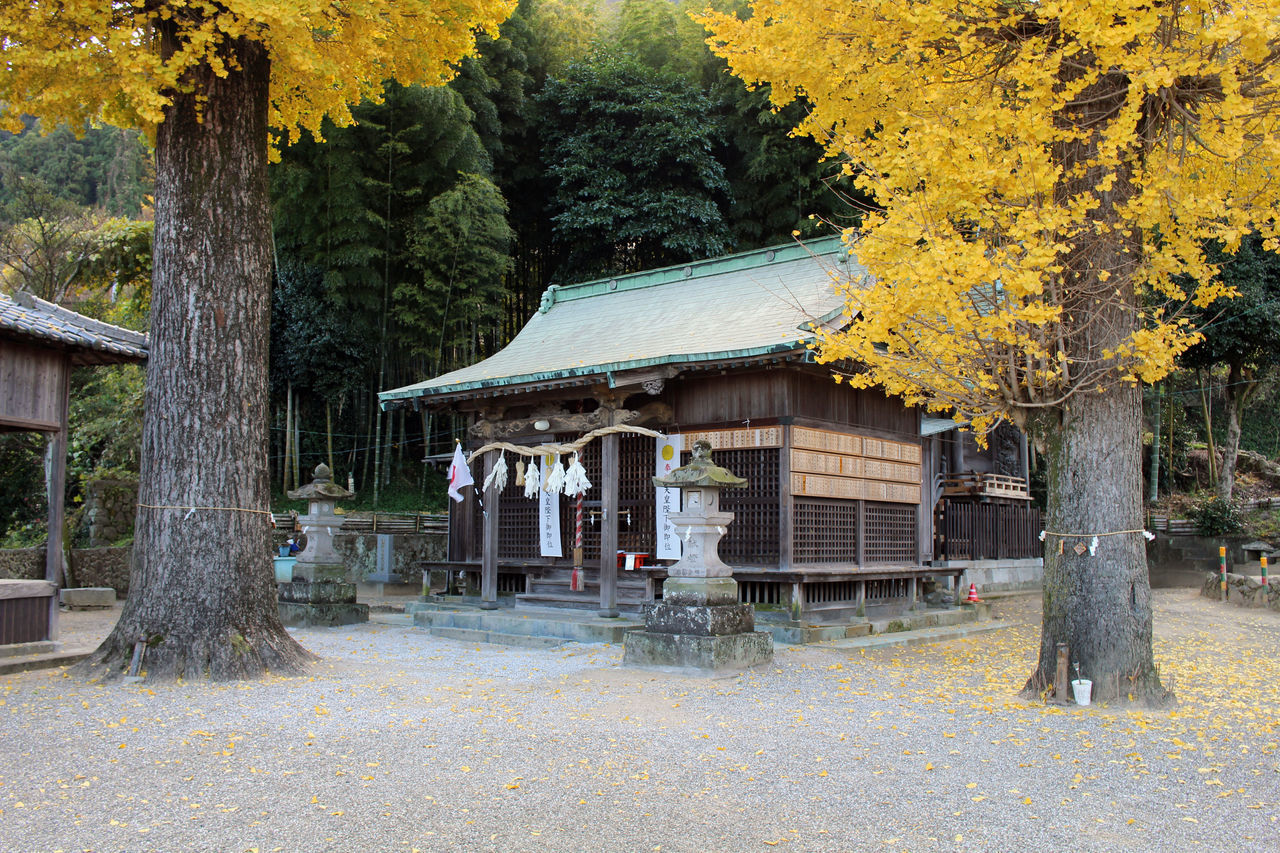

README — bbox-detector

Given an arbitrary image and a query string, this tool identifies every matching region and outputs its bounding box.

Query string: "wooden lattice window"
[558,443,602,562]
[715,447,781,566]
[793,498,859,563]
[863,502,918,564]
[618,433,658,556]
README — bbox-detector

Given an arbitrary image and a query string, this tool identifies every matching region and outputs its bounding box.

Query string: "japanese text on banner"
[655,434,682,560]
[539,454,562,557]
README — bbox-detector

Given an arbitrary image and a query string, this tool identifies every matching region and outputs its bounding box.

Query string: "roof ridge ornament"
[538,285,560,314]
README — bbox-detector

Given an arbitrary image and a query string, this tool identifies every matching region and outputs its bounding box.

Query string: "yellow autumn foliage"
[702,1,1280,434]
[0,0,516,146]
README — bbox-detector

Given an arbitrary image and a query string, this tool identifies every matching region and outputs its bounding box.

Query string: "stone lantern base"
[623,578,773,674]
[278,579,369,628]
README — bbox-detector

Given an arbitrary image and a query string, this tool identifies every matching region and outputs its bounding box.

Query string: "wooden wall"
[665,367,918,437]
[0,340,66,432]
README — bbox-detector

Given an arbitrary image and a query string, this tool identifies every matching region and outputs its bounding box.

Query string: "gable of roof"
[380,236,864,406]
[0,290,149,365]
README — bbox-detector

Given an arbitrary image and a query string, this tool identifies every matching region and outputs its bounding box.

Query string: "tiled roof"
[380,236,865,405]
[0,290,148,364]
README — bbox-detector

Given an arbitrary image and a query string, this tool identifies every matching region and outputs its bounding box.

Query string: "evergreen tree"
[537,51,731,281]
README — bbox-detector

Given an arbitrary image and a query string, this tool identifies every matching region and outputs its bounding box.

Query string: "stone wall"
[69,547,132,595]
[0,547,43,580]
[83,478,138,547]
[334,533,447,584]
[931,557,1043,594]
[1200,571,1280,611]
[1147,534,1258,589]
[0,546,132,594]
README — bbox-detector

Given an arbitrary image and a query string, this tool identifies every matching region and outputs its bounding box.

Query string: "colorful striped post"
[1219,545,1228,602]
[571,493,584,592]
[1262,555,1269,588]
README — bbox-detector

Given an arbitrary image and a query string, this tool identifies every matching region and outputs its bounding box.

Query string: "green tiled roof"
[380,236,864,406]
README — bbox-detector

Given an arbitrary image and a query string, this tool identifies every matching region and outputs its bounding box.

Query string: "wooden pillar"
[855,500,866,567]
[480,451,499,610]
[43,358,71,641]
[907,575,917,610]
[778,425,793,570]
[598,432,620,617]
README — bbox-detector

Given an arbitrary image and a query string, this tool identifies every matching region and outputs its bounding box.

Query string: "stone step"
[429,626,568,650]
[516,592,646,613]
[412,606,641,644]
[369,613,414,627]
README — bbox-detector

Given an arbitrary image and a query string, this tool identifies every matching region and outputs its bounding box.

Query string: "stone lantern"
[278,463,368,627]
[623,440,773,672]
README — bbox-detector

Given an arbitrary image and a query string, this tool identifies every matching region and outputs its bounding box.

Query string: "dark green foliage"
[0,119,152,220]
[269,259,376,404]
[0,433,46,543]
[272,82,489,332]
[1189,495,1245,536]
[1181,234,1280,375]
[396,174,514,372]
[537,51,732,281]
[717,83,857,249]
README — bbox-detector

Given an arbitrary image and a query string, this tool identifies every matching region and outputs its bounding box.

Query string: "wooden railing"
[934,500,1043,561]
[938,472,1031,500]
[272,511,448,534]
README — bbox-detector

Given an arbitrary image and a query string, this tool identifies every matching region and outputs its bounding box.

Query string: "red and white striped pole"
[571,492,584,592]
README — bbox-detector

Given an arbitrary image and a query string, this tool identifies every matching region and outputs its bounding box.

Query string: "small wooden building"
[1,290,147,644]
[380,237,1035,620]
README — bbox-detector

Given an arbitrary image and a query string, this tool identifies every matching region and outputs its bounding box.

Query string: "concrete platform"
[58,587,116,609]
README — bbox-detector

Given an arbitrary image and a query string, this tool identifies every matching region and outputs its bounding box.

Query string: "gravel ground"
[1,590,1277,853]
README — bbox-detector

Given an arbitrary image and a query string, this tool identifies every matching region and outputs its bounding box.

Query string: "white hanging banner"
[655,434,682,560]
[538,453,562,558]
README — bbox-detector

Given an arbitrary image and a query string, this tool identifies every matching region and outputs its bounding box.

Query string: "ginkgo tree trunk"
[703,1,1280,702]
[0,1,515,679]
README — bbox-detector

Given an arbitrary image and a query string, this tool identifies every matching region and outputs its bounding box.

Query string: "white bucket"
[1071,679,1092,706]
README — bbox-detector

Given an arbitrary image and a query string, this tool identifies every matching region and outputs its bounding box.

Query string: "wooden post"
[480,451,499,610]
[598,432,620,617]
[855,501,866,567]
[44,357,71,642]
[1219,545,1228,602]
[778,425,793,570]
[1054,642,1069,703]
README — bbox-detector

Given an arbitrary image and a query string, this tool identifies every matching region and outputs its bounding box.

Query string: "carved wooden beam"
[467,401,673,440]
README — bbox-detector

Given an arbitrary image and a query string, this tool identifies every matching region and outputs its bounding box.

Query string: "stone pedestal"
[281,464,367,627]
[278,581,369,627]
[623,441,773,673]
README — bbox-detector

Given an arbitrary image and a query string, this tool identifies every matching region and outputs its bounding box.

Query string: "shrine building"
[379,236,1041,622]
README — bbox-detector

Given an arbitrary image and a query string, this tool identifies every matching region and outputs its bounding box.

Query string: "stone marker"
[279,464,368,627]
[623,440,773,673]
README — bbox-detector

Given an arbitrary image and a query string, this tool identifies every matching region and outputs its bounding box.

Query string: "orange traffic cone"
[965,583,982,603]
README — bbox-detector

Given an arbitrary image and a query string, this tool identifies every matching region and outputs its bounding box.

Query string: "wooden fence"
[934,500,1043,561]
[272,512,448,535]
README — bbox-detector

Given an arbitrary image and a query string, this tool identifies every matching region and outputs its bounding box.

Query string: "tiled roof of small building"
[380,236,865,406]
[0,290,148,364]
